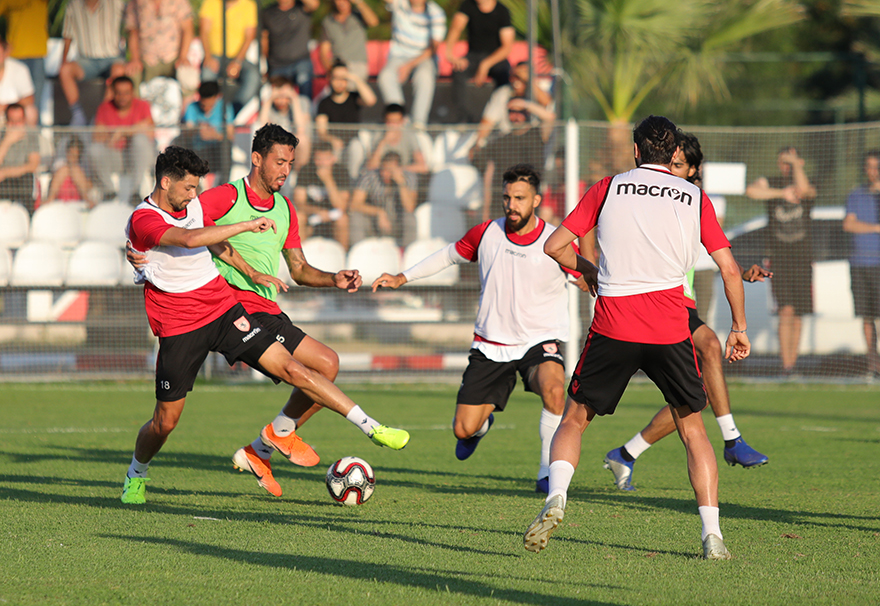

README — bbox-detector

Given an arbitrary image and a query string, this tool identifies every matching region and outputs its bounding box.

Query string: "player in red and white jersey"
[523,116,750,561]
[371,164,590,492]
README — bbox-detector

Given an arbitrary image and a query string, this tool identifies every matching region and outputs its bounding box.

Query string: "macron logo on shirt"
[504,248,527,259]
[616,182,694,206]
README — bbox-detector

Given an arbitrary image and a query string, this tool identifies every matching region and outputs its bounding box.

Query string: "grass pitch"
[1,381,878,605]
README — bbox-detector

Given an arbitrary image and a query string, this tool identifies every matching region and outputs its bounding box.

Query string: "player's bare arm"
[544,225,599,295]
[283,247,362,292]
[208,241,289,294]
[158,217,277,249]
[710,247,750,362]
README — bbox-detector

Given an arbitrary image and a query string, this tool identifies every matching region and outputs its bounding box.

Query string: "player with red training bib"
[372,164,590,493]
[523,116,750,561]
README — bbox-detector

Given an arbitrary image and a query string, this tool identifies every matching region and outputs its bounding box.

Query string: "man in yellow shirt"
[199,0,260,112]
[0,0,47,125]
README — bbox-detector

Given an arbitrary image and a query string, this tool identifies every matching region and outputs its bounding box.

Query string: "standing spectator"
[377,0,446,129]
[843,149,880,376]
[349,151,417,246]
[0,103,39,212]
[746,147,816,376]
[0,0,47,125]
[445,0,514,124]
[58,0,127,126]
[315,61,377,154]
[473,62,553,151]
[365,103,427,174]
[180,81,234,178]
[294,140,351,247]
[123,0,195,89]
[257,76,312,172]
[46,136,97,205]
[0,38,36,126]
[261,0,319,100]
[198,0,260,112]
[319,0,379,86]
[89,76,154,203]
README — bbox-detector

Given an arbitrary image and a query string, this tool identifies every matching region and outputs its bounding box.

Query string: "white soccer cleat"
[524,494,565,553]
[702,534,732,560]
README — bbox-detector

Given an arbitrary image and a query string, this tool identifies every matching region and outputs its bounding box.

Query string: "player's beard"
[505,209,531,232]
[260,165,285,194]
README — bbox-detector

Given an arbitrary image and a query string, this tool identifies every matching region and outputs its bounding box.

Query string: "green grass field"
[1,381,878,605]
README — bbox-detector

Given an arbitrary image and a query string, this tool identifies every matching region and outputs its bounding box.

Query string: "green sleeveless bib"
[683,268,696,304]
[212,178,289,301]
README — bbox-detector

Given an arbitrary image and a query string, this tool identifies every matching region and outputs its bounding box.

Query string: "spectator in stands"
[88,76,154,203]
[473,61,553,151]
[59,0,127,126]
[349,151,417,246]
[123,0,195,89]
[46,136,97,205]
[257,76,312,172]
[746,146,816,376]
[0,103,39,212]
[445,0,514,124]
[316,60,377,155]
[0,0,47,125]
[294,140,351,248]
[0,38,36,126]
[319,0,379,86]
[180,81,234,179]
[377,0,446,129]
[843,149,880,376]
[198,0,260,112]
[365,103,428,174]
[261,0,319,100]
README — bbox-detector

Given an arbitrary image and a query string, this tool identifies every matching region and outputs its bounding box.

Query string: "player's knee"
[696,333,722,361]
[281,357,313,387]
[316,349,340,381]
[452,417,477,439]
[542,383,566,413]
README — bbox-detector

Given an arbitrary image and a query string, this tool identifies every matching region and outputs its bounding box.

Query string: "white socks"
[346,405,380,436]
[250,437,273,458]
[271,411,297,437]
[624,432,652,460]
[538,409,562,479]
[546,460,575,508]
[127,455,149,479]
[715,414,741,442]
[698,506,722,541]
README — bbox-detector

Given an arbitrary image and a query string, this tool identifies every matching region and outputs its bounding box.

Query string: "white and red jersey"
[562,164,729,344]
[456,217,577,361]
[126,197,238,337]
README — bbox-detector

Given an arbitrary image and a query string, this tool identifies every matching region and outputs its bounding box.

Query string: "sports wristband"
[730,329,747,333]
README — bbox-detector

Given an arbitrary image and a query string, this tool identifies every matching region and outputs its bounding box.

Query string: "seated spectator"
[0,0,46,125]
[257,76,311,171]
[199,0,260,112]
[349,151,417,247]
[0,103,39,212]
[58,0,127,126]
[365,103,428,174]
[123,0,195,90]
[180,81,234,178]
[88,76,154,203]
[445,0,514,124]
[377,0,446,129]
[319,0,379,86]
[316,60,377,155]
[0,38,36,126]
[46,136,98,205]
[473,62,553,151]
[261,0,319,100]
[294,140,351,248]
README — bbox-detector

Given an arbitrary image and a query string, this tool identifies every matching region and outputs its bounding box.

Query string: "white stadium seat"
[0,201,30,247]
[427,165,482,242]
[84,202,133,246]
[432,129,477,167]
[11,241,66,286]
[403,238,458,286]
[0,247,11,286]
[414,202,432,240]
[346,237,400,284]
[302,237,347,274]
[30,202,85,248]
[65,241,124,286]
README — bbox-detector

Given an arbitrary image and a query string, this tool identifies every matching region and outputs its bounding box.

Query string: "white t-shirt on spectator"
[0,58,35,107]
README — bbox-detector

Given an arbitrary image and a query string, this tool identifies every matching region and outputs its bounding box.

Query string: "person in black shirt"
[294,140,351,248]
[260,0,319,99]
[445,0,515,123]
[315,60,377,154]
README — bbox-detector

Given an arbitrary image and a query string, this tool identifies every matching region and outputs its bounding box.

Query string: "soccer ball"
[325,457,375,506]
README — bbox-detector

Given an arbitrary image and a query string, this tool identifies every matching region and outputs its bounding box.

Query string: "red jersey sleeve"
[561,177,611,237]
[198,184,238,221]
[128,209,173,251]
[283,196,302,249]
[454,221,492,261]
[699,191,731,254]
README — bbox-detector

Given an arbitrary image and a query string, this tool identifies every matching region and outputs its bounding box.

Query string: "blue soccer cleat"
[535,476,549,494]
[455,414,494,461]
[723,438,768,468]
[603,447,636,491]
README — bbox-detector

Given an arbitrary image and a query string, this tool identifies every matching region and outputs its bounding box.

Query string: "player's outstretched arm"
[373,243,466,292]
[283,247,361,292]
[209,241,289,295]
[372,273,407,291]
[710,247,750,362]
[158,217,277,249]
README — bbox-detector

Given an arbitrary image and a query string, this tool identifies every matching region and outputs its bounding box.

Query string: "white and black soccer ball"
[325,456,375,506]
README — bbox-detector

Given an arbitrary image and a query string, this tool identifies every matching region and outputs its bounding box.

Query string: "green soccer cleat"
[369,425,410,450]
[121,476,148,505]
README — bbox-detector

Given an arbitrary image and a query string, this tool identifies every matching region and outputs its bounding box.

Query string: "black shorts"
[155,304,277,401]
[567,331,707,416]
[688,306,705,334]
[251,311,308,354]
[851,265,880,319]
[457,340,565,410]
[770,255,813,315]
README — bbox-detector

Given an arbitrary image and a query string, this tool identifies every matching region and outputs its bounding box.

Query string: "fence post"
[565,119,582,377]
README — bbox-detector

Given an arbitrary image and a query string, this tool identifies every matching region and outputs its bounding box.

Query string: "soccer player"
[122,145,408,505]
[371,163,589,492]
[523,116,750,560]
[603,132,769,492]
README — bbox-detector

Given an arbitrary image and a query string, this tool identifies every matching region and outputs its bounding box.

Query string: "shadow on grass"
[101,534,622,606]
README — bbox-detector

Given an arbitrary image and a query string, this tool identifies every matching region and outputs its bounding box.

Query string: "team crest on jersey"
[234,316,251,332]
[543,342,558,354]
